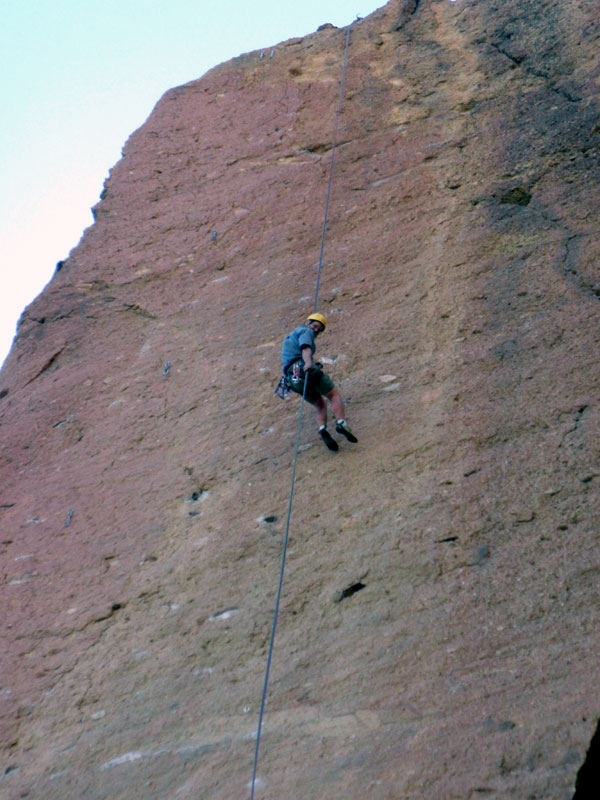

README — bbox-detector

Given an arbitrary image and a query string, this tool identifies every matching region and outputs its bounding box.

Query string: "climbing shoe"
[335,420,358,443]
[319,427,339,452]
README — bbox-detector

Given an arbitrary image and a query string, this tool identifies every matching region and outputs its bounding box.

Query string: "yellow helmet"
[307,312,327,329]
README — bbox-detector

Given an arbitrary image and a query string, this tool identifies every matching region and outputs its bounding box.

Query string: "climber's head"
[307,312,327,334]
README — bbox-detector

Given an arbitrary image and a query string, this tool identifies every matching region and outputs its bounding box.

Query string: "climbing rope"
[314,23,352,312]
[249,21,353,800]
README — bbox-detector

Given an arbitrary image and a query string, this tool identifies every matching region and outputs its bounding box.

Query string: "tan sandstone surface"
[2,1,600,797]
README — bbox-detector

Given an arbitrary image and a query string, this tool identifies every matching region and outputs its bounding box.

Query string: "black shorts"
[286,362,334,404]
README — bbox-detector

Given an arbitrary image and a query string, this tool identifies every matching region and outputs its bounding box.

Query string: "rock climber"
[281,312,358,451]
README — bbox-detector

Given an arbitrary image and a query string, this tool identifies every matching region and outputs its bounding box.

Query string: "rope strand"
[314,22,352,313]
[249,375,309,800]
[249,21,353,800]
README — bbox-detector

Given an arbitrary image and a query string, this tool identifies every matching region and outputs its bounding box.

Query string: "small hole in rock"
[336,582,366,602]
[500,186,531,206]
[187,489,207,503]
[263,515,278,523]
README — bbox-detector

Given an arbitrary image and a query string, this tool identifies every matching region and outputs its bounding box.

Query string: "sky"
[1,0,386,371]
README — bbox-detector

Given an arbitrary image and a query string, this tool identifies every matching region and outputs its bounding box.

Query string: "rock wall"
[2,1,600,797]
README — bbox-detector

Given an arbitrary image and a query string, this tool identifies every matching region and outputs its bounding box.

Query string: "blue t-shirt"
[281,325,316,370]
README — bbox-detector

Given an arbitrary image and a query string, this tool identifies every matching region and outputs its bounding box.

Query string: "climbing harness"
[250,21,353,800]
[274,359,313,399]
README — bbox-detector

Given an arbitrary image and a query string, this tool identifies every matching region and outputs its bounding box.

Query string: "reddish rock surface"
[2,1,600,797]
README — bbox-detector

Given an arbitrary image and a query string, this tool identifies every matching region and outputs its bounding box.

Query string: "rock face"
[2,1,600,797]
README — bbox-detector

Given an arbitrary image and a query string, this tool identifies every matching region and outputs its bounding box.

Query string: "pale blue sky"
[1,1,384,369]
